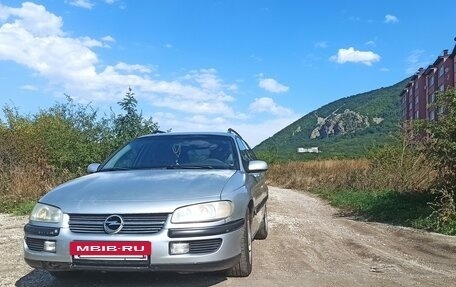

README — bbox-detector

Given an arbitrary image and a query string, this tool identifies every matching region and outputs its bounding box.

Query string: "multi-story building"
[400,42,455,121]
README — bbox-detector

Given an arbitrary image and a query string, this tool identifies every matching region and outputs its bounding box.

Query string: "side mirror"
[87,163,101,173]
[247,160,268,172]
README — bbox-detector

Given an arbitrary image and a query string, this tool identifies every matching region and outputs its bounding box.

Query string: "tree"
[421,88,456,229]
[113,87,159,147]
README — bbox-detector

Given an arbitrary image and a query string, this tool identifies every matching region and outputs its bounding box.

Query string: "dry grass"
[267,159,369,191]
[0,162,73,202]
[0,145,436,214]
[267,156,436,193]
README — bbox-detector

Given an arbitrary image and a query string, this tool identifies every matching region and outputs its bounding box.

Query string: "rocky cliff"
[310,109,375,139]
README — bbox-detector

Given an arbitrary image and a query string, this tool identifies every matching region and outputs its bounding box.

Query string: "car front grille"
[25,237,45,251]
[69,214,168,234]
[189,239,223,254]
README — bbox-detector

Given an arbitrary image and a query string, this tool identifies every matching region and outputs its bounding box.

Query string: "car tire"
[226,210,252,277]
[254,205,268,240]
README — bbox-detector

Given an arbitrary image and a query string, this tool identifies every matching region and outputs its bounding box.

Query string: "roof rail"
[227,128,253,149]
[227,128,242,138]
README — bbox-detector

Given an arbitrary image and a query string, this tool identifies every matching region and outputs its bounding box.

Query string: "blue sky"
[1,1,455,145]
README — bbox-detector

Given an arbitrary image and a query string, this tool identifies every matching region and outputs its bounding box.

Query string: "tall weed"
[267,145,434,193]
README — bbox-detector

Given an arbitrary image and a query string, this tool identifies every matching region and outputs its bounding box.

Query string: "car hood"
[40,169,237,214]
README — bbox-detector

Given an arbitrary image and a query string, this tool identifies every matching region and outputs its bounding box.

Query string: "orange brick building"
[400,41,456,121]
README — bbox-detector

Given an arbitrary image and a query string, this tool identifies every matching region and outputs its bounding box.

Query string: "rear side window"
[235,137,256,169]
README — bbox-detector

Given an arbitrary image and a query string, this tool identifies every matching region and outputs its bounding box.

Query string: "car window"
[101,135,239,170]
[235,137,254,169]
[241,138,257,160]
[103,144,139,169]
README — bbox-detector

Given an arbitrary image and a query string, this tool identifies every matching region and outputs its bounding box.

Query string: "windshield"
[100,135,239,171]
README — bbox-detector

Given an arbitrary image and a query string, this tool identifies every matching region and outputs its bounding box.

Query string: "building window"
[409,102,412,110]
[439,84,444,92]
[429,110,435,121]
[438,66,444,77]
[415,96,419,104]
[415,110,419,119]
[429,93,435,104]
[428,76,434,86]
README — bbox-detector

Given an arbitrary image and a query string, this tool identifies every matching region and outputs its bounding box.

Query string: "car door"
[235,137,268,233]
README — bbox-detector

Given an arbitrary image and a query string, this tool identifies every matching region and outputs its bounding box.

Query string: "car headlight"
[171,201,233,223]
[30,203,63,223]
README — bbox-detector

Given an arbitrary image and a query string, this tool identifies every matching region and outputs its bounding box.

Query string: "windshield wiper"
[165,165,214,169]
[99,167,131,172]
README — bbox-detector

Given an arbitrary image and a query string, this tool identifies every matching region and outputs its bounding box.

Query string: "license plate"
[70,241,151,256]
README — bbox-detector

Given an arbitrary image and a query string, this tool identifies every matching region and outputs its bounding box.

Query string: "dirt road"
[1,186,455,287]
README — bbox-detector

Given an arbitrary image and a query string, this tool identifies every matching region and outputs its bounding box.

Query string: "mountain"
[254,78,409,160]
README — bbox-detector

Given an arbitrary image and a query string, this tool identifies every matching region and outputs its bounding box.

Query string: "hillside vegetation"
[255,78,409,160]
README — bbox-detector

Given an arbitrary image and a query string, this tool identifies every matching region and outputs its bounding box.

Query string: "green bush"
[418,88,456,228]
[366,137,434,193]
[0,88,159,207]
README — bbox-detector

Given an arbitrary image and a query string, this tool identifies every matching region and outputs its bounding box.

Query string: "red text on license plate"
[70,241,151,256]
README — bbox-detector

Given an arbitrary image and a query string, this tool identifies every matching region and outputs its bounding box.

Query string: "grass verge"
[313,189,455,235]
[0,197,37,215]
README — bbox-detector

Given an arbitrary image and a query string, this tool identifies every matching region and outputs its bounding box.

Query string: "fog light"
[170,242,189,255]
[43,240,56,253]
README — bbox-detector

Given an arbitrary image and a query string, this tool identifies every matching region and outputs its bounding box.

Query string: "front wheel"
[254,204,268,240]
[226,210,252,277]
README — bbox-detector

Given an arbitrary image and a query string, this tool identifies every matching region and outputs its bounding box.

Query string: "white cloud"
[104,0,116,4]
[154,112,228,130]
[234,117,298,147]
[365,40,376,46]
[183,68,237,91]
[114,62,152,73]
[315,41,328,48]
[0,3,238,117]
[384,14,398,24]
[101,35,115,42]
[68,0,94,9]
[249,97,294,116]
[379,67,390,72]
[0,2,297,147]
[0,2,63,36]
[330,47,380,66]
[164,43,173,48]
[20,84,38,91]
[258,76,289,93]
[405,49,435,74]
[406,50,424,65]
[79,36,104,48]
[154,111,298,147]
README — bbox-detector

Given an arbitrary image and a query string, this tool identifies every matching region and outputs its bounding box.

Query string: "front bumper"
[24,219,244,272]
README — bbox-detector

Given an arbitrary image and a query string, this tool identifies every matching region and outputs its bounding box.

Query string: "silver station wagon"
[23,129,269,278]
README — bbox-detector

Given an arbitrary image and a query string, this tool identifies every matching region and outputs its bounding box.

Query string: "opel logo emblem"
[104,215,124,234]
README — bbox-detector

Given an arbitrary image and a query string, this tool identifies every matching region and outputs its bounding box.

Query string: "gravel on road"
[1,186,455,287]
